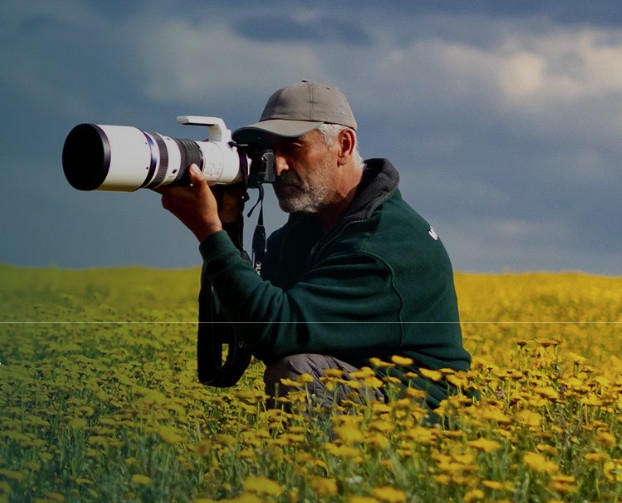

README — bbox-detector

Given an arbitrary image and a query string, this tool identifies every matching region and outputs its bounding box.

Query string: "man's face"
[271,129,338,214]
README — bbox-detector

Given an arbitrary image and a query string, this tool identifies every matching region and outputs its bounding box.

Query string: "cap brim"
[232,119,323,145]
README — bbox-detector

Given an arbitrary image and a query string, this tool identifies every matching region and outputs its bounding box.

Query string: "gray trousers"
[263,353,385,409]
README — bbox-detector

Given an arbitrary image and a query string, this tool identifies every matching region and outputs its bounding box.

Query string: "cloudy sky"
[1,0,621,275]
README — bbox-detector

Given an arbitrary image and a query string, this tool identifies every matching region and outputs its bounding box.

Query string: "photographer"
[156,81,471,412]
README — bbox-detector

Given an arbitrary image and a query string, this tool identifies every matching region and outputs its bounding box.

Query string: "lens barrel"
[62,122,244,192]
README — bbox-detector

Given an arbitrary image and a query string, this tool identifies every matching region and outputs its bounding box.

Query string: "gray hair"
[317,124,365,170]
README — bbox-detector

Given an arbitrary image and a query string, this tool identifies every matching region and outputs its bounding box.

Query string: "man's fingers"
[188,163,206,186]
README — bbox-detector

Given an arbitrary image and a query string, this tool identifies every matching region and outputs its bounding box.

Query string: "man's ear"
[336,128,356,165]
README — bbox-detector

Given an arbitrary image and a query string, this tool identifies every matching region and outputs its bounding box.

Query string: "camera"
[62,116,275,191]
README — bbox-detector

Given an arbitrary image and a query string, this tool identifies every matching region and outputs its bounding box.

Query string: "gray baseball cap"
[232,81,357,144]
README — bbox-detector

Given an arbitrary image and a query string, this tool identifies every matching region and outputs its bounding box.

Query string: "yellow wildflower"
[309,476,338,496]
[523,452,559,474]
[584,452,608,462]
[131,474,152,486]
[324,443,361,458]
[482,480,514,491]
[45,492,65,502]
[467,438,501,453]
[405,387,427,400]
[279,377,301,388]
[349,497,379,503]
[391,355,414,367]
[463,488,486,502]
[595,431,617,448]
[516,410,542,428]
[604,460,622,483]
[368,358,394,369]
[549,474,578,494]
[334,425,363,444]
[0,469,26,481]
[371,486,407,503]
[581,394,603,406]
[243,476,283,496]
[157,427,184,445]
[418,368,443,382]
[323,368,345,378]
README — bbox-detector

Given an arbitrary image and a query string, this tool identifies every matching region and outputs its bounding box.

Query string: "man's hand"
[154,164,223,243]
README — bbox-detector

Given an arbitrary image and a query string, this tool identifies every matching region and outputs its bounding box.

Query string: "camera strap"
[196,146,271,388]
[197,275,252,387]
[247,184,267,275]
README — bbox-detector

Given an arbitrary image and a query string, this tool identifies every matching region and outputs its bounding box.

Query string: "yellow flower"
[463,488,486,502]
[324,443,361,458]
[363,376,384,389]
[243,476,283,496]
[523,452,559,474]
[474,404,511,424]
[549,475,578,494]
[334,425,364,444]
[44,492,65,502]
[604,460,622,483]
[298,373,315,384]
[226,495,262,503]
[482,480,514,491]
[349,497,379,503]
[323,368,345,378]
[157,427,184,445]
[279,377,302,388]
[516,410,542,428]
[368,358,394,369]
[131,474,152,486]
[418,368,443,382]
[581,394,603,406]
[432,474,451,485]
[404,426,435,445]
[405,387,427,400]
[467,438,501,453]
[0,469,26,481]
[391,355,414,367]
[309,476,338,496]
[371,486,407,503]
[365,432,390,450]
[584,452,608,462]
[595,431,616,448]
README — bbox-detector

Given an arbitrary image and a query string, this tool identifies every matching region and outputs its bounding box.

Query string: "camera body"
[62,116,275,192]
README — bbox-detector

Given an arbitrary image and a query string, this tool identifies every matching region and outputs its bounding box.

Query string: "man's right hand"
[154,164,223,243]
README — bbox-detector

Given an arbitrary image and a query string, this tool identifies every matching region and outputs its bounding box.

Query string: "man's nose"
[275,153,289,176]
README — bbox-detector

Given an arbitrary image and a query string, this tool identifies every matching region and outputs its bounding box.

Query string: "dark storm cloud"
[233,15,372,46]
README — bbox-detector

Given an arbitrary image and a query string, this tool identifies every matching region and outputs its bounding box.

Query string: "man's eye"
[283,143,302,154]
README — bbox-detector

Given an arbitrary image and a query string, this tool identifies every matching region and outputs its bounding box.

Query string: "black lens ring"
[173,138,203,184]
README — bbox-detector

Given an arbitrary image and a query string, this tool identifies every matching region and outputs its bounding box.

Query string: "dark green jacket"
[200,159,471,407]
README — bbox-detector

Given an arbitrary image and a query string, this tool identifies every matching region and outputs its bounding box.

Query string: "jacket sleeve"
[199,230,403,362]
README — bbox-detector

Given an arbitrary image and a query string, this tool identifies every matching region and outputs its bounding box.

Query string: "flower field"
[1,263,621,503]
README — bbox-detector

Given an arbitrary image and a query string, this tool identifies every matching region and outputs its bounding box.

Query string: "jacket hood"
[344,158,400,222]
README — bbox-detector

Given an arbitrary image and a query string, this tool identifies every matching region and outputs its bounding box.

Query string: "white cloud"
[497,30,622,105]
[126,16,325,106]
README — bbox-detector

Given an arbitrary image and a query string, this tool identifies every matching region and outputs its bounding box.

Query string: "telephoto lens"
[62,117,244,191]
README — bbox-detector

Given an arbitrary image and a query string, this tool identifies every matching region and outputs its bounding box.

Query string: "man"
[157,81,471,411]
